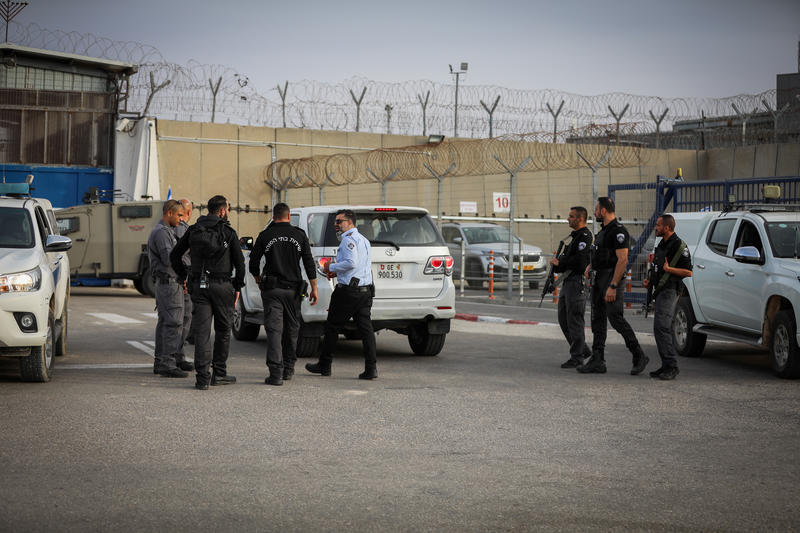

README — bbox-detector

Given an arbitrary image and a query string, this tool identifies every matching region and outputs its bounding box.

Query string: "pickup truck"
[670,206,800,378]
[0,179,72,381]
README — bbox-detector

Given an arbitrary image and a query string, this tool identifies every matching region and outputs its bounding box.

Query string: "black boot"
[210,374,236,386]
[358,367,377,380]
[630,348,649,376]
[265,375,284,386]
[282,367,294,381]
[305,362,331,376]
[577,357,607,374]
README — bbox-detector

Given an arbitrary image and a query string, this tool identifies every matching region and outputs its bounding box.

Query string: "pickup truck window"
[34,206,51,246]
[0,207,35,248]
[765,222,800,258]
[734,220,764,255]
[707,219,736,255]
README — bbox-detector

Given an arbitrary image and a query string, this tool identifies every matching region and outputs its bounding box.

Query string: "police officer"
[173,198,195,368]
[170,195,246,390]
[249,203,319,386]
[147,199,189,378]
[643,214,692,380]
[579,197,648,375]
[550,206,593,368]
[306,209,377,379]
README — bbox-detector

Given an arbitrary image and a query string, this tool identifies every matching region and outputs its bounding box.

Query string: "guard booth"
[0,44,137,207]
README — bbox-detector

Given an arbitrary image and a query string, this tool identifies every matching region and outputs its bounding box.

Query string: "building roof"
[0,43,138,76]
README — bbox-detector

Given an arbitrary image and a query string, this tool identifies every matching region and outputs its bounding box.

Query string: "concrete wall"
[155,120,800,254]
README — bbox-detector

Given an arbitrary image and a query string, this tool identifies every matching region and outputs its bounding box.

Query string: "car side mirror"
[733,246,763,264]
[45,234,72,252]
[452,237,462,244]
[240,236,253,250]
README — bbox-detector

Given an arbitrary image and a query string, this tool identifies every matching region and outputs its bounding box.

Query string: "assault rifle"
[538,240,565,308]
[644,259,656,318]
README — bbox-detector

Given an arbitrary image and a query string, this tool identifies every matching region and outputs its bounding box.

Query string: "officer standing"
[173,198,195,368]
[147,199,189,378]
[306,209,377,379]
[643,214,692,380]
[579,197,648,375]
[170,195,245,390]
[550,206,594,368]
[249,203,319,386]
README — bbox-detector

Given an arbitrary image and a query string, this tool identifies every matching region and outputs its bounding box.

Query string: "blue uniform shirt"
[330,227,373,286]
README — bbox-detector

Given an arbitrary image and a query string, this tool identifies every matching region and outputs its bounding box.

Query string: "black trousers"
[261,287,300,374]
[590,268,643,361]
[320,285,377,369]
[190,280,234,385]
[557,275,591,361]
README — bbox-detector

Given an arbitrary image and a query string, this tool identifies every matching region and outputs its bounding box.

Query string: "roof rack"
[721,203,800,214]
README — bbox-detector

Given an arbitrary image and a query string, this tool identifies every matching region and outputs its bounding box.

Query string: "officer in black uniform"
[248,203,319,386]
[643,214,692,380]
[148,199,189,377]
[174,198,195,365]
[579,196,648,375]
[551,206,594,368]
[306,209,377,379]
[171,195,246,390]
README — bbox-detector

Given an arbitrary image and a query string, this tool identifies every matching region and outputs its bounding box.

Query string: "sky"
[14,0,800,99]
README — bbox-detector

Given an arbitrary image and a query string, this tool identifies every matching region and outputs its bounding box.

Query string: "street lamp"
[449,62,468,138]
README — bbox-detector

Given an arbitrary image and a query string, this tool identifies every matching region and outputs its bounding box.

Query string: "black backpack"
[189,223,229,265]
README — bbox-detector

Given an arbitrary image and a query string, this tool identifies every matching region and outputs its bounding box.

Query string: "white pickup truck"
[0,179,72,382]
[671,205,800,378]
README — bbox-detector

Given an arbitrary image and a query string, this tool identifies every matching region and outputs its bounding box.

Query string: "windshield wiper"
[370,239,400,250]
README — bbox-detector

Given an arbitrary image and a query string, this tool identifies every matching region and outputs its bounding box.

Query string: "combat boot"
[630,348,649,376]
[358,367,377,380]
[159,367,189,378]
[177,360,195,371]
[282,367,294,381]
[576,358,607,374]
[210,374,237,386]
[305,362,331,376]
[265,375,284,386]
[658,367,680,381]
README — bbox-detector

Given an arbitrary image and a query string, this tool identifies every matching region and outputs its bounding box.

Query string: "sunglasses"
[334,218,346,225]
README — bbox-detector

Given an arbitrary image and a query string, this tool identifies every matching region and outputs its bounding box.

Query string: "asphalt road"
[1,287,798,532]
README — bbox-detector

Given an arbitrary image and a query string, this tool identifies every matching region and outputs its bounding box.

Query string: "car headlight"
[0,267,42,293]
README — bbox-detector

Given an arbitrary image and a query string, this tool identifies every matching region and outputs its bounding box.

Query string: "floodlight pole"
[449,63,468,138]
[576,149,611,233]
[423,162,456,230]
[493,155,532,300]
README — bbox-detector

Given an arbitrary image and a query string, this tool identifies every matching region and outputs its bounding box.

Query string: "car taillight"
[424,255,454,276]
[374,207,397,212]
[316,256,334,275]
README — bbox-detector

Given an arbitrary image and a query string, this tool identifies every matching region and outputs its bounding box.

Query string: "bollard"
[625,268,632,309]
[488,250,495,300]
[552,273,559,304]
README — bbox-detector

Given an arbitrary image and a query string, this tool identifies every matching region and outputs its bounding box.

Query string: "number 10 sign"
[492,192,510,213]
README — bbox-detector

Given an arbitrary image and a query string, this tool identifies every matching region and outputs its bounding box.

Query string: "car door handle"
[696,264,705,269]
[725,271,735,277]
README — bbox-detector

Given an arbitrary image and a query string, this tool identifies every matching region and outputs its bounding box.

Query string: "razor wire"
[7,22,785,144]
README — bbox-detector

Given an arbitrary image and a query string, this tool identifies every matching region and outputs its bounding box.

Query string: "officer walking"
[579,197,648,375]
[550,206,594,368]
[173,198,195,367]
[147,199,189,378]
[171,195,246,390]
[306,209,377,379]
[643,214,692,380]
[248,203,319,386]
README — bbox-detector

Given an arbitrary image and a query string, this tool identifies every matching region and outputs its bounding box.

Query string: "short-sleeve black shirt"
[554,226,593,279]
[593,218,630,270]
[653,232,692,292]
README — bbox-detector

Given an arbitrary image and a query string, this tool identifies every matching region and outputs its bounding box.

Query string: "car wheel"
[466,260,484,289]
[771,310,800,379]
[296,335,321,358]
[20,312,55,382]
[408,324,446,356]
[232,297,260,341]
[55,293,68,357]
[673,297,706,358]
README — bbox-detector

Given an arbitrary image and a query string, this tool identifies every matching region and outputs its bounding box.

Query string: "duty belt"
[336,283,372,293]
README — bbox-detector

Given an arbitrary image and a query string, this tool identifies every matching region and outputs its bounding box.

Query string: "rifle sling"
[654,241,687,295]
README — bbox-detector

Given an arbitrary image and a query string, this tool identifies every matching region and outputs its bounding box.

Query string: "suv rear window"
[707,218,736,255]
[0,207,35,248]
[322,211,444,247]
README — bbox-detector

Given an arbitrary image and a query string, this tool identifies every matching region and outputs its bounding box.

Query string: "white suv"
[233,206,456,357]
[0,180,72,382]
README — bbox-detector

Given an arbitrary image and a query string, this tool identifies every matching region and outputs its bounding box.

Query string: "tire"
[296,335,321,358]
[139,267,156,298]
[673,296,706,358]
[466,260,484,289]
[20,312,55,382]
[232,297,260,341]
[770,310,800,379]
[408,324,446,356]
[55,292,68,357]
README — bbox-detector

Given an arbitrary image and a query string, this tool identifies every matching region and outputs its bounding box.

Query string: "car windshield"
[323,211,444,247]
[0,207,35,248]
[462,226,520,245]
[765,221,800,258]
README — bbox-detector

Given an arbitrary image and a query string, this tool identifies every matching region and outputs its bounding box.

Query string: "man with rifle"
[546,206,594,368]
[643,214,692,381]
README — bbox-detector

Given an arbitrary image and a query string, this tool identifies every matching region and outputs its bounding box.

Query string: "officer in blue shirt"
[306,209,377,379]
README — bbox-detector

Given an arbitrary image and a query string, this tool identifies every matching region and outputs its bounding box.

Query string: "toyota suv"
[234,206,455,357]
[0,179,72,382]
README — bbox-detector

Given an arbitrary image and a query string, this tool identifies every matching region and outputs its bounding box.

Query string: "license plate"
[522,265,535,271]
[376,263,403,280]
